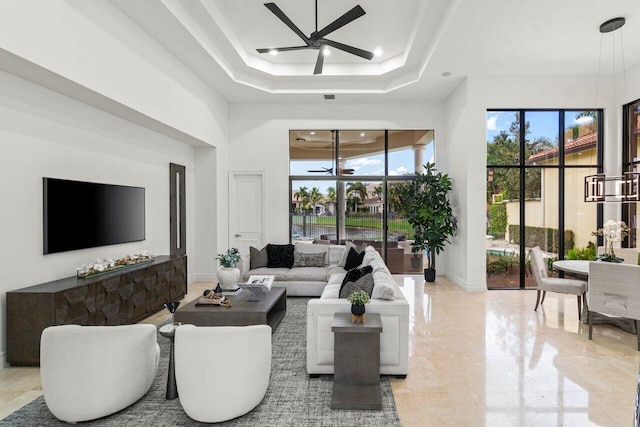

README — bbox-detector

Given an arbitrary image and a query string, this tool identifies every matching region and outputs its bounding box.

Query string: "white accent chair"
[40,324,160,423]
[530,246,586,319]
[588,261,640,350]
[175,324,271,423]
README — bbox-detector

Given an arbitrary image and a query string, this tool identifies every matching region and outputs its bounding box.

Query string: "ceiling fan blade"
[313,49,325,75]
[264,3,310,44]
[312,5,366,40]
[256,46,312,53]
[307,167,333,175]
[322,38,374,60]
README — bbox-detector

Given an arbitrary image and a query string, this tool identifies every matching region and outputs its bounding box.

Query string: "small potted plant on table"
[347,290,370,324]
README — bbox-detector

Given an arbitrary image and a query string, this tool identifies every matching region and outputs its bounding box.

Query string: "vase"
[351,304,365,316]
[217,267,240,288]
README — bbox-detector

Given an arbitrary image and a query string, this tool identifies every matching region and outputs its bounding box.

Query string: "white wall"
[227,101,448,269]
[0,68,206,363]
[0,0,222,145]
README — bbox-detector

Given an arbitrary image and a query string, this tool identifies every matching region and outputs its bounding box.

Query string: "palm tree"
[346,182,368,213]
[308,187,324,215]
[324,186,337,214]
[295,186,310,213]
[372,184,383,198]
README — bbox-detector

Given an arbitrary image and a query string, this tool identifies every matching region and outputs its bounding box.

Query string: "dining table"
[552,260,589,276]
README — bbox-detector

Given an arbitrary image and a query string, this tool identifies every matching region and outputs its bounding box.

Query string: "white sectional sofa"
[240,243,348,296]
[307,246,410,377]
[241,242,410,377]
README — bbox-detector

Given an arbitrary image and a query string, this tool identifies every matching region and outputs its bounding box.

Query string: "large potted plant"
[397,163,457,282]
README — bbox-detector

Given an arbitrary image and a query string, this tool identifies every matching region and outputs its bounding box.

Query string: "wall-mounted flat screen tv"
[43,178,145,254]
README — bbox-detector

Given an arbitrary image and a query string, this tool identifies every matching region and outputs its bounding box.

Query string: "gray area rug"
[1,297,402,426]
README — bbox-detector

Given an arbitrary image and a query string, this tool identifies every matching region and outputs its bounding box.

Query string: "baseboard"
[0,351,7,369]
[192,273,217,282]
[447,273,486,292]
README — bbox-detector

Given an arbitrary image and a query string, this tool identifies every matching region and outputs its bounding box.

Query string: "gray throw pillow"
[293,252,326,267]
[339,273,375,299]
[250,246,268,269]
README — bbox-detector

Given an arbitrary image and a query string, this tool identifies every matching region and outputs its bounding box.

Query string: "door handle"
[235,234,242,237]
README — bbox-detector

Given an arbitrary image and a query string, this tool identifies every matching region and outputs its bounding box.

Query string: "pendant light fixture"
[584,17,639,203]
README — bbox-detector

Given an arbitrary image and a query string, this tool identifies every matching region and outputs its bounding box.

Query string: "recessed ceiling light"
[310,131,315,135]
[360,133,365,137]
[441,71,451,77]
[322,47,330,56]
[269,49,278,56]
[374,48,383,57]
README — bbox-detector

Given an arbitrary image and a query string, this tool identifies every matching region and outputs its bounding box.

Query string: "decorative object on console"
[216,248,241,287]
[592,220,630,262]
[76,250,155,278]
[347,289,370,324]
[396,162,457,282]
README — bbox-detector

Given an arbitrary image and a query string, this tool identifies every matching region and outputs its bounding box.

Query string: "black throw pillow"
[339,265,373,296]
[266,244,295,268]
[344,247,365,270]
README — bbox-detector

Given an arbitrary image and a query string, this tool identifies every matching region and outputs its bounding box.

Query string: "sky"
[486,110,595,142]
[290,143,434,194]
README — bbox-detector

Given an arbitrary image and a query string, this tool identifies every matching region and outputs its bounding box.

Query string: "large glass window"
[486,110,602,289]
[623,99,640,248]
[289,130,434,274]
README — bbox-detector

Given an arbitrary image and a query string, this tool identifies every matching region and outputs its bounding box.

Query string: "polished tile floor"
[1,276,638,426]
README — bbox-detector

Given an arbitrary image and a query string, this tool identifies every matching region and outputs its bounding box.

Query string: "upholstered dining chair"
[530,246,587,319]
[588,261,640,350]
[175,324,271,423]
[40,324,160,423]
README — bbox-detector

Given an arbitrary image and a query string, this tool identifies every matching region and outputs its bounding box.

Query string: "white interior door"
[229,172,265,254]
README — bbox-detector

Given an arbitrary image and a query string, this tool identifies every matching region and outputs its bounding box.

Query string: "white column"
[413,144,425,173]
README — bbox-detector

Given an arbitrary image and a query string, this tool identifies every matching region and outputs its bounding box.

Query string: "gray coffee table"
[174,287,286,332]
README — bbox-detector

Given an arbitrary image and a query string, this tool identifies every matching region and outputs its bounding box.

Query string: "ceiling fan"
[307,166,355,175]
[256,1,374,75]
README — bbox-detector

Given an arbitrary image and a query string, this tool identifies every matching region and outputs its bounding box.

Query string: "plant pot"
[424,268,436,282]
[217,267,240,288]
[350,304,365,316]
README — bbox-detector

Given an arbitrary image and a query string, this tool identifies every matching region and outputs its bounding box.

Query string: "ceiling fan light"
[269,49,278,56]
[374,48,383,57]
[322,47,330,56]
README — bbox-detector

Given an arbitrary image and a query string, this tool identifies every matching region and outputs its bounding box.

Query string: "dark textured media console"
[6,255,187,365]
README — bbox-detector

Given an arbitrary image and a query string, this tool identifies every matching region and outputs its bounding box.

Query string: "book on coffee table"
[245,275,274,290]
[221,284,241,295]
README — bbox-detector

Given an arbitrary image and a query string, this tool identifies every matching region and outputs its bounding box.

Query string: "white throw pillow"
[362,246,379,266]
[372,271,397,300]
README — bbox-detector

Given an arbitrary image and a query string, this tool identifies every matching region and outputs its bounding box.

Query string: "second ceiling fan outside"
[256,1,374,75]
